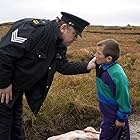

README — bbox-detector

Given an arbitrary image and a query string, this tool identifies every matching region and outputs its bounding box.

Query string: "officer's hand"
[87,57,96,70]
[115,120,125,128]
[0,84,12,104]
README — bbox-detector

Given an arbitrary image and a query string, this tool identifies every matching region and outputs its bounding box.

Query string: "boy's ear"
[106,56,113,62]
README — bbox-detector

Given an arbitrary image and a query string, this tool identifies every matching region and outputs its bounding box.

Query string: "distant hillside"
[1,21,140,37]
[0,22,13,37]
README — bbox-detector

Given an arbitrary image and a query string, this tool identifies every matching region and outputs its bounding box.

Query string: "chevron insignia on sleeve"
[11,28,27,43]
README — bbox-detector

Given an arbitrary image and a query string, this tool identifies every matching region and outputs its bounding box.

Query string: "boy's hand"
[115,120,125,128]
[0,84,12,104]
[87,57,96,70]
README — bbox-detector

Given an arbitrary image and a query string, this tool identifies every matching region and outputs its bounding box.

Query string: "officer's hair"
[56,17,72,29]
[97,39,120,61]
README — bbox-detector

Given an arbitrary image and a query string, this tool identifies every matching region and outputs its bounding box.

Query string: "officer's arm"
[0,19,50,104]
[57,60,90,75]
[0,19,37,88]
[56,44,91,75]
[0,42,25,88]
[0,40,25,104]
[0,26,31,89]
[0,26,29,104]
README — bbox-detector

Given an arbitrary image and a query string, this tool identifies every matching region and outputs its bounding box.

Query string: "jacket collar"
[100,61,117,71]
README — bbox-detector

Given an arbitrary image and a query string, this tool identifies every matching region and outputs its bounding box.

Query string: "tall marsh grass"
[0,23,140,139]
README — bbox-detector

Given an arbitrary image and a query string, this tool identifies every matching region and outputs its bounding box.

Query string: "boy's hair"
[97,39,120,61]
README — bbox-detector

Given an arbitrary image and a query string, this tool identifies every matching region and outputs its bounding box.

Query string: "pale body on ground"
[47,113,140,140]
[47,127,100,140]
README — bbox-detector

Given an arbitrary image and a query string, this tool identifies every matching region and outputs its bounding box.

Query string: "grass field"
[0,23,140,139]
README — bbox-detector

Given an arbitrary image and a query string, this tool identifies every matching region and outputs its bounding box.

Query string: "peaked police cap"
[61,12,90,37]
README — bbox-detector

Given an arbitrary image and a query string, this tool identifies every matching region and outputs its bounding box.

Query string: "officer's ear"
[60,24,67,34]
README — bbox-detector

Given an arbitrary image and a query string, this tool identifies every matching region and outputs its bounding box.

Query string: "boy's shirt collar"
[100,61,117,70]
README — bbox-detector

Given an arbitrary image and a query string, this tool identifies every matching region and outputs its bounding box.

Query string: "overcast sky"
[0,0,140,26]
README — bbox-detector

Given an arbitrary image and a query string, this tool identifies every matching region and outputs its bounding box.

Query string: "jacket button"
[48,67,51,70]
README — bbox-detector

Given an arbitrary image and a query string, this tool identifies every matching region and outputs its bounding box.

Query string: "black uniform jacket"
[0,18,89,114]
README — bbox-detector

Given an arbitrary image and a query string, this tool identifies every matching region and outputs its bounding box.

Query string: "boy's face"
[95,45,110,64]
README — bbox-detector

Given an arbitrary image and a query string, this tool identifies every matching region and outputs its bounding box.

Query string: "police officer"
[0,12,95,140]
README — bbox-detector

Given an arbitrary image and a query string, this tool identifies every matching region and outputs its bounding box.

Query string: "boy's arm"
[113,72,131,123]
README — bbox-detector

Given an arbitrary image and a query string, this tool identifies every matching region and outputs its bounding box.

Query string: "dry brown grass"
[0,23,140,139]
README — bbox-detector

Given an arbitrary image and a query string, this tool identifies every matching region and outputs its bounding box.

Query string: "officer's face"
[60,24,78,46]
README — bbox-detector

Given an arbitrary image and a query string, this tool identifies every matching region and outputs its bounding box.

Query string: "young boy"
[94,39,131,140]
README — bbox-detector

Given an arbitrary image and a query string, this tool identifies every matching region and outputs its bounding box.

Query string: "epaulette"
[31,19,48,26]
